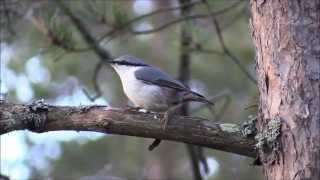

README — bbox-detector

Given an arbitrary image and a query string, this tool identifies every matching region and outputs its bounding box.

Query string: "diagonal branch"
[56,0,113,101]
[97,0,203,42]
[82,61,105,101]
[0,102,256,158]
[56,0,112,60]
[130,1,241,35]
[202,0,257,84]
[100,1,242,44]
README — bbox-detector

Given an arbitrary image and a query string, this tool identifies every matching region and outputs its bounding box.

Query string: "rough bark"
[0,102,256,157]
[250,0,320,179]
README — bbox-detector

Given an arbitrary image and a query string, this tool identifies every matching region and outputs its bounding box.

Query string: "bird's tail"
[182,91,214,106]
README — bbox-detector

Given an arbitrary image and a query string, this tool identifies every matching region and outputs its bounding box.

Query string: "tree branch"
[130,2,241,35]
[99,1,242,44]
[56,0,112,60]
[97,0,203,42]
[56,0,113,101]
[202,0,257,84]
[0,102,256,158]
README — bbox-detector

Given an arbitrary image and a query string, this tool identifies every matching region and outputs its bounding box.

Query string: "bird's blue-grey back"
[134,67,188,91]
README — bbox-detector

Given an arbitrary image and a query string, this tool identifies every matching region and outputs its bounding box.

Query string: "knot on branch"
[26,99,49,131]
[0,111,17,133]
[29,99,49,112]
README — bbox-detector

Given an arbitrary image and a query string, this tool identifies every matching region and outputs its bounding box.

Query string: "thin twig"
[52,51,68,62]
[56,0,112,61]
[202,0,257,84]
[131,2,242,35]
[220,5,247,31]
[190,90,231,118]
[82,61,104,102]
[187,42,225,56]
[100,1,242,46]
[50,1,243,54]
[97,0,203,42]
[56,0,114,101]
[24,10,91,55]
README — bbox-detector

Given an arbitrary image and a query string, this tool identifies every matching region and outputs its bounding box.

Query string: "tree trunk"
[250,0,320,180]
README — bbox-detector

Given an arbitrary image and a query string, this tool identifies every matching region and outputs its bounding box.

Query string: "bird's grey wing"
[134,67,188,91]
[135,67,213,105]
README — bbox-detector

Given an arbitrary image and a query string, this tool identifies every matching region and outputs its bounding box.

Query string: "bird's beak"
[105,59,116,64]
[109,62,116,69]
[104,58,118,67]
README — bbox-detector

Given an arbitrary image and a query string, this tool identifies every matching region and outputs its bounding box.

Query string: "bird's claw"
[138,108,149,113]
[125,106,141,112]
[161,111,171,130]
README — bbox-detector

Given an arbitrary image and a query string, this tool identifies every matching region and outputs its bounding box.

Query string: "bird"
[109,55,214,129]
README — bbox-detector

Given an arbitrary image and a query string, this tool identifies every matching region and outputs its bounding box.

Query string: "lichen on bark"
[241,115,257,137]
[219,123,240,133]
[255,117,281,151]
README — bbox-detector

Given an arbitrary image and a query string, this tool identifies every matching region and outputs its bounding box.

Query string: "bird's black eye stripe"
[115,60,149,67]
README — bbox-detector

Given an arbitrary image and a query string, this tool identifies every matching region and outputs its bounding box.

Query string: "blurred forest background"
[1,0,262,179]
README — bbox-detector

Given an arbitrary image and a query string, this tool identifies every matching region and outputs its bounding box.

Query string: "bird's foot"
[124,106,141,112]
[124,106,152,114]
[160,109,174,130]
[160,104,183,130]
[138,108,149,113]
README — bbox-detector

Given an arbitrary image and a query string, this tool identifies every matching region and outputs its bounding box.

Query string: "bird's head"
[109,55,150,74]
